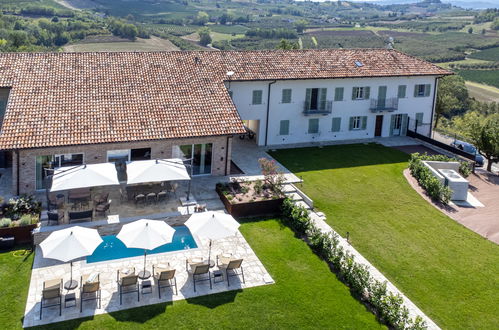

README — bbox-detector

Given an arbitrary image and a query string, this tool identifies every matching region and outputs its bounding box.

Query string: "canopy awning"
[50,163,120,192]
[126,158,190,185]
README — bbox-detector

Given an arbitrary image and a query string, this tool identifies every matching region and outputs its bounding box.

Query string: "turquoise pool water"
[87,225,197,263]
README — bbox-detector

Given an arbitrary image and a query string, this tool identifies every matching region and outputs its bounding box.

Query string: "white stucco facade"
[228,75,438,146]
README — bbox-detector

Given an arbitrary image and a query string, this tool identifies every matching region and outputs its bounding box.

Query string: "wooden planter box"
[216,188,284,218]
[0,224,37,245]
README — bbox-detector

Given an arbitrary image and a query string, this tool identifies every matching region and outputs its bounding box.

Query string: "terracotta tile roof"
[0,49,451,150]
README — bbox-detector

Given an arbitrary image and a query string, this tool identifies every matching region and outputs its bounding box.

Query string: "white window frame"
[354,87,364,100]
[35,153,84,190]
[352,116,361,130]
[417,84,426,97]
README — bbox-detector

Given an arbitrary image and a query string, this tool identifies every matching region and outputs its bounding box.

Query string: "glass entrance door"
[174,143,213,176]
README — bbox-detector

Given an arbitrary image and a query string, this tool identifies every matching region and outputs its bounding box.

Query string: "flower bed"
[216,180,284,218]
[0,195,41,245]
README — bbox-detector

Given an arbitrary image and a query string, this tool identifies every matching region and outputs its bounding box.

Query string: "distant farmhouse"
[0,49,450,195]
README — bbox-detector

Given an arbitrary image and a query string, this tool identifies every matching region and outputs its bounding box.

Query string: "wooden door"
[375,115,383,137]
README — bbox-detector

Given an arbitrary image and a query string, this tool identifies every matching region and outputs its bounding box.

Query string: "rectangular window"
[414,84,431,97]
[305,88,327,111]
[349,116,367,130]
[398,85,407,98]
[352,116,361,129]
[332,117,341,132]
[173,143,212,175]
[308,118,319,134]
[415,112,424,127]
[334,87,344,101]
[130,148,151,161]
[252,90,263,105]
[352,86,370,100]
[35,153,84,190]
[279,120,290,135]
[281,89,292,103]
[107,149,130,163]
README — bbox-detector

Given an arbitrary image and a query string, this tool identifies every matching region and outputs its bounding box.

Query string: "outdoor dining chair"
[157,191,168,204]
[94,201,111,216]
[146,192,157,205]
[46,210,64,226]
[117,268,140,305]
[153,264,177,298]
[217,254,245,287]
[186,260,212,292]
[80,273,101,312]
[40,278,62,319]
[134,194,146,207]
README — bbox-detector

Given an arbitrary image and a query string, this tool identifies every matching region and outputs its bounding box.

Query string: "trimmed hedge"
[281,198,427,330]
[408,153,472,204]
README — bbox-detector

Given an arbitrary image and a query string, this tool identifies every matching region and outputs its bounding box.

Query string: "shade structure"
[39,226,103,289]
[185,211,240,264]
[185,211,240,240]
[50,163,119,192]
[117,219,176,279]
[126,158,190,185]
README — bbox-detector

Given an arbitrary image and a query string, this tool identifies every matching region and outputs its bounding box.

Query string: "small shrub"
[259,157,285,195]
[19,214,33,226]
[254,179,263,195]
[0,217,11,228]
[240,185,249,194]
[4,195,41,219]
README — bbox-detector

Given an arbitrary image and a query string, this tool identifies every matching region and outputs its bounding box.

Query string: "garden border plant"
[281,198,427,330]
[408,152,472,204]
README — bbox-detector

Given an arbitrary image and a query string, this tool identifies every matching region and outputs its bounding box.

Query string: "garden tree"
[468,27,473,34]
[258,158,285,194]
[8,30,29,48]
[473,115,499,172]
[276,39,299,50]
[197,27,212,46]
[294,19,307,33]
[434,75,468,128]
[194,11,209,25]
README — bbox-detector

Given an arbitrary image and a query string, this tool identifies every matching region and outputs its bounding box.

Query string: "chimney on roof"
[194,56,201,64]
[386,37,394,50]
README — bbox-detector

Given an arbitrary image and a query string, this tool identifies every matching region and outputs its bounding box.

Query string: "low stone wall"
[423,161,460,185]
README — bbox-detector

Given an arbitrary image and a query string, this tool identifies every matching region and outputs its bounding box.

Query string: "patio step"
[294,200,312,210]
[281,184,297,193]
[285,192,303,201]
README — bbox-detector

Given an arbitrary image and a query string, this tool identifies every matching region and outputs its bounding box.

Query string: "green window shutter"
[282,89,292,103]
[252,90,262,104]
[228,90,233,99]
[364,86,370,99]
[334,87,344,101]
[416,112,423,127]
[305,88,312,110]
[349,117,354,131]
[389,115,396,136]
[279,120,289,135]
[361,116,367,130]
[397,85,406,98]
[424,84,431,97]
[308,118,319,134]
[414,85,419,97]
[319,88,327,110]
[401,114,408,135]
[332,117,341,132]
[352,87,357,100]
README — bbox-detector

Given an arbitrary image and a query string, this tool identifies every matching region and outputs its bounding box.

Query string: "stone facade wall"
[15,135,233,195]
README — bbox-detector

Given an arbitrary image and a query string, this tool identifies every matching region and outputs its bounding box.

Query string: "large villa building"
[0,49,450,195]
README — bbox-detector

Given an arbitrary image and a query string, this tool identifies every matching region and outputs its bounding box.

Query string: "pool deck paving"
[23,228,274,328]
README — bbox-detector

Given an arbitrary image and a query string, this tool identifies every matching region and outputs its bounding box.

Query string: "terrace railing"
[303,100,333,115]
[369,98,398,112]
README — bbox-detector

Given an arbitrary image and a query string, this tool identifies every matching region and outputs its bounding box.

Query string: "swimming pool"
[87,225,197,263]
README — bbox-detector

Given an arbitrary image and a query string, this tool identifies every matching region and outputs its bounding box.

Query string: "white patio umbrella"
[184,211,240,265]
[39,226,103,290]
[126,158,190,185]
[117,219,175,279]
[50,163,120,192]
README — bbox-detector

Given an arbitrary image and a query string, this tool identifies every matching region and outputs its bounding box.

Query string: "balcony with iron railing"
[369,98,399,112]
[303,100,333,115]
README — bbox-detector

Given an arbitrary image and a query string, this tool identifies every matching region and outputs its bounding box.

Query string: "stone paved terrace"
[24,226,274,328]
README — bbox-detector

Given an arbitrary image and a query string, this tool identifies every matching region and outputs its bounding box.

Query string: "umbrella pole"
[138,249,151,280]
[64,261,78,290]
[208,239,212,266]
[143,249,147,275]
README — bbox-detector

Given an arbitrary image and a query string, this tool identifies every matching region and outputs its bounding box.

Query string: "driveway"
[405,168,499,245]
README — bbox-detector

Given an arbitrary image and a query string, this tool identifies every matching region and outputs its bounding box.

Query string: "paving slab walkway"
[24,223,274,328]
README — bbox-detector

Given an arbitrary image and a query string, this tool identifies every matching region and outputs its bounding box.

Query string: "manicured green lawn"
[270,143,499,329]
[2,219,382,329]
